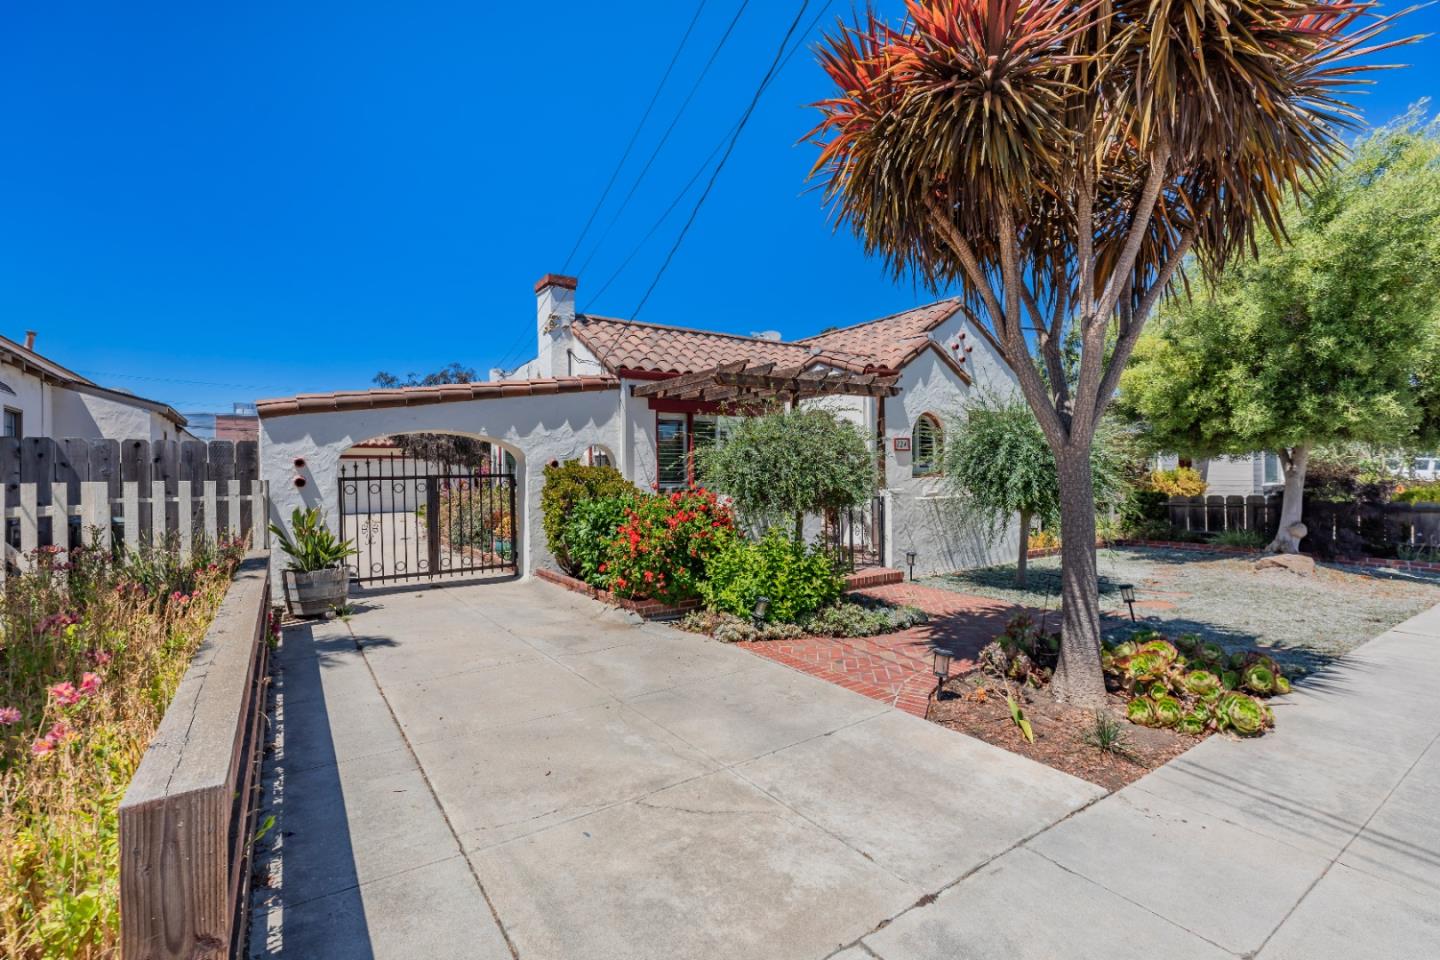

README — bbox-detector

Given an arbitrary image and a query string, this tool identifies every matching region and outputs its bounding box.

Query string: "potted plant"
[269,507,358,617]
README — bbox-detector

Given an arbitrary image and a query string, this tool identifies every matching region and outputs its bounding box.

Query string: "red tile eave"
[255,376,619,419]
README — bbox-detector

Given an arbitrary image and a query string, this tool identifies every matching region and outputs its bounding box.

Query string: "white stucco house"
[1152,451,1285,496]
[1,331,191,442]
[257,273,1021,582]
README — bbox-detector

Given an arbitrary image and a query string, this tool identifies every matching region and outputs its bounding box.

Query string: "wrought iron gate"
[338,456,517,584]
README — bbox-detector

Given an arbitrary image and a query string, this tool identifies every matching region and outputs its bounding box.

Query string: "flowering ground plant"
[602,488,735,605]
[0,535,246,959]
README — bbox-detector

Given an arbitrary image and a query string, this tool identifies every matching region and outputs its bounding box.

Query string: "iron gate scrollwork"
[338,455,517,584]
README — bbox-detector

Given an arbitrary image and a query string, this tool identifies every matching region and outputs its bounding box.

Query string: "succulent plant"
[1126,697,1156,727]
[1126,651,1167,682]
[1242,664,1276,695]
[1217,692,1266,736]
[1151,695,1184,728]
[1130,628,1163,644]
[1183,669,1220,697]
[1263,703,1276,728]
[1110,640,1138,660]
[1188,701,1212,724]
[1273,675,1292,695]
[1176,713,1207,736]
[1228,651,1249,670]
[1198,641,1226,666]
[1139,639,1179,664]
[1149,680,1172,700]
[1175,633,1201,655]
[1221,669,1240,691]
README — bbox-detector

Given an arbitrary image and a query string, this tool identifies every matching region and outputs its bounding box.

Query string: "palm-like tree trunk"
[1049,449,1106,706]
[1268,445,1310,553]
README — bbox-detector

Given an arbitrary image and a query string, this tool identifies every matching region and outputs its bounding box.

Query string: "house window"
[657,414,689,491]
[583,445,613,468]
[912,414,943,477]
[3,408,21,439]
[1263,452,1282,485]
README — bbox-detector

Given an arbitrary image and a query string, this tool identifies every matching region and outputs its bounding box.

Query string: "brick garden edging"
[534,567,703,619]
[536,565,906,620]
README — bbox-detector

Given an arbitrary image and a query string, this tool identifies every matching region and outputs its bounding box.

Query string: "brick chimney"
[24,330,36,351]
[534,274,578,377]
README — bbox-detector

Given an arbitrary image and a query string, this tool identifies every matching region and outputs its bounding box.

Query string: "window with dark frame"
[3,408,21,439]
[912,414,943,477]
[656,414,689,491]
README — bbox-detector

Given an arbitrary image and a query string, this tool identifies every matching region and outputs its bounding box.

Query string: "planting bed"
[929,679,1196,792]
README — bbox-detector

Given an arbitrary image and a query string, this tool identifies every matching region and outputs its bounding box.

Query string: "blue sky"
[1,2,1435,413]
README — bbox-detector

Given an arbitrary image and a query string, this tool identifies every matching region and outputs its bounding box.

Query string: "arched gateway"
[256,377,620,584]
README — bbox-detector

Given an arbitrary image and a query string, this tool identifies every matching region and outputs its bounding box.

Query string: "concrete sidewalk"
[249,580,1102,960]
[250,581,1440,959]
[860,604,1440,959]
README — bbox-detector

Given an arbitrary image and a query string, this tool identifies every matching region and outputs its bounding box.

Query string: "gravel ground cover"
[925,545,1440,674]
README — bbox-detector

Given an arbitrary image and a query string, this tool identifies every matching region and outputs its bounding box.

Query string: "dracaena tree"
[807,0,1409,704]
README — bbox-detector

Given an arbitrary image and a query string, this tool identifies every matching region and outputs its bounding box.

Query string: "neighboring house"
[0,331,190,442]
[1153,452,1285,496]
[258,273,1023,578]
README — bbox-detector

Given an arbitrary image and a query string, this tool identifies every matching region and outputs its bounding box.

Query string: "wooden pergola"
[630,360,900,405]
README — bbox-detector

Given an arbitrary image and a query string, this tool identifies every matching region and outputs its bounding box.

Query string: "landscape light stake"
[1119,584,1137,622]
[751,596,770,630]
[905,549,918,581]
[933,651,952,700]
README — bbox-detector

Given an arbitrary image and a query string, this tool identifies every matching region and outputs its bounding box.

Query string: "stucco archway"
[257,378,621,583]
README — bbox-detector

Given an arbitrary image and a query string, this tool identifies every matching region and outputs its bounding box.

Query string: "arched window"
[912,414,943,477]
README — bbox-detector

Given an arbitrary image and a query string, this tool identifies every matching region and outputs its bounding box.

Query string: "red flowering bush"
[603,488,735,604]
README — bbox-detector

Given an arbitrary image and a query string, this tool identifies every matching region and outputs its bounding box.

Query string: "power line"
[582,0,835,312]
[561,1,711,273]
[571,0,753,279]
[629,0,816,321]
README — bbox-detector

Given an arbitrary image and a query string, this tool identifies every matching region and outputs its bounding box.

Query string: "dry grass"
[0,537,247,959]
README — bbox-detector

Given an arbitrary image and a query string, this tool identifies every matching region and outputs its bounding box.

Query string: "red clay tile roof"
[256,376,618,419]
[572,316,877,376]
[795,301,962,370]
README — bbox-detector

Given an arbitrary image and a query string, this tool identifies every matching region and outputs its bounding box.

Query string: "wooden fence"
[1167,494,1440,559]
[0,437,268,581]
[119,552,272,960]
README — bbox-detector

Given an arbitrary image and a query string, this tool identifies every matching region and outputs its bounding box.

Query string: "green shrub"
[605,489,735,605]
[540,462,635,574]
[1212,528,1266,548]
[1118,488,1171,538]
[1394,481,1440,504]
[698,528,843,624]
[561,495,635,586]
[805,600,928,638]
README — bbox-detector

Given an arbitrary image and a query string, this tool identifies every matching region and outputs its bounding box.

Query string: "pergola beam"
[629,360,899,404]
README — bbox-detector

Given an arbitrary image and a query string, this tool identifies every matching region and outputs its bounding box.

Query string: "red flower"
[598,563,607,573]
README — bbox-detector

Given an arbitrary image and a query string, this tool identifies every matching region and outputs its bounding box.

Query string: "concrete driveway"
[250,579,1102,959]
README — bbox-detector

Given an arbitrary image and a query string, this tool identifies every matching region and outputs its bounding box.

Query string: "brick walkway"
[737,583,1052,717]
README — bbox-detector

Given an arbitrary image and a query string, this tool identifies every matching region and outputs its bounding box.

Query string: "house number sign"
[893,437,912,452]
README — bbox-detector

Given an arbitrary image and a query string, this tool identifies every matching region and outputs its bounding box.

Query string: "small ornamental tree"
[696,408,874,540]
[806,0,1410,705]
[1118,118,1440,553]
[943,394,1127,586]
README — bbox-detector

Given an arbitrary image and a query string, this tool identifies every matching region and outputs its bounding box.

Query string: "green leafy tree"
[805,0,1408,705]
[696,408,874,541]
[944,395,1128,585]
[1118,117,1440,553]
